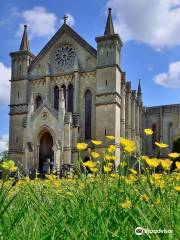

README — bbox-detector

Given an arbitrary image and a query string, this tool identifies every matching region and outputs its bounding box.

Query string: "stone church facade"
[8,9,180,173]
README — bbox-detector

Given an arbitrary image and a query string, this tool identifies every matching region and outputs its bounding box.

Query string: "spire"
[138,79,142,95]
[19,25,29,51]
[104,8,115,35]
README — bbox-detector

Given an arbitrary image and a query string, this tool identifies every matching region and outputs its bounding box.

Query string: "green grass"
[0,173,179,240]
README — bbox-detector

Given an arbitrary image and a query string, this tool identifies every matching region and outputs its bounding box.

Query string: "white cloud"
[0,134,8,153]
[0,62,11,106]
[153,61,180,88]
[60,13,75,27]
[18,6,58,38]
[107,0,180,49]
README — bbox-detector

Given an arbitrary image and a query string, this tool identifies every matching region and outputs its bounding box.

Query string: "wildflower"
[124,145,136,153]
[1,160,17,172]
[107,163,113,167]
[174,186,180,192]
[176,162,180,170]
[104,154,113,161]
[141,155,149,161]
[120,138,135,148]
[144,128,153,135]
[155,198,161,205]
[119,162,127,167]
[107,145,117,153]
[91,151,100,159]
[154,179,165,189]
[120,200,132,209]
[106,135,115,140]
[76,143,88,151]
[104,166,112,172]
[83,161,96,168]
[110,173,119,178]
[90,167,99,173]
[168,152,180,158]
[146,158,160,168]
[111,155,118,161]
[155,142,169,148]
[140,194,149,201]
[91,140,102,145]
[160,159,172,170]
[129,168,137,175]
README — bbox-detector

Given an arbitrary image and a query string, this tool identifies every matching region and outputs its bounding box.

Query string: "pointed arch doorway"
[39,132,54,173]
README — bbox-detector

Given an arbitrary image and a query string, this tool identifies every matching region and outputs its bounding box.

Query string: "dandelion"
[174,186,180,192]
[175,162,180,170]
[83,161,96,168]
[124,145,136,153]
[155,142,169,148]
[120,200,132,209]
[119,162,127,167]
[168,152,180,158]
[104,154,113,161]
[104,166,112,172]
[155,198,161,205]
[141,155,149,161]
[144,128,153,135]
[106,135,115,140]
[1,160,17,172]
[140,194,149,201]
[146,158,160,168]
[91,151,100,159]
[90,167,99,173]
[91,140,102,145]
[107,145,117,153]
[77,143,88,151]
[160,159,172,170]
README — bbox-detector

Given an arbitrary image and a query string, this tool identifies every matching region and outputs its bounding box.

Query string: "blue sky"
[0,0,180,150]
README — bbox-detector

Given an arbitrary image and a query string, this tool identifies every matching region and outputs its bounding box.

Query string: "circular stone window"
[54,45,76,70]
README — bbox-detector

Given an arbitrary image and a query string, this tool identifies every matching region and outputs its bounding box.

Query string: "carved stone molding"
[80,71,96,78]
[96,92,121,107]
[10,104,28,115]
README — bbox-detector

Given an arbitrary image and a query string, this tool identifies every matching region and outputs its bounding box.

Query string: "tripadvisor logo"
[135,227,173,235]
[135,227,144,235]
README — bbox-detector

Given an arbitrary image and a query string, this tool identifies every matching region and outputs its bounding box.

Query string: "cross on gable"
[63,15,68,24]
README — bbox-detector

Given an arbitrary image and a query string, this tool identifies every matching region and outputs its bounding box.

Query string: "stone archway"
[39,132,54,173]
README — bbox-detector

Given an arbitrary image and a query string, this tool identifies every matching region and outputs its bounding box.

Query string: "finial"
[138,79,142,95]
[63,15,68,24]
[19,24,29,51]
[104,8,115,35]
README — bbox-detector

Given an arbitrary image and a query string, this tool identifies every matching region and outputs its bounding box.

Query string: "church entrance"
[39,132,54,173]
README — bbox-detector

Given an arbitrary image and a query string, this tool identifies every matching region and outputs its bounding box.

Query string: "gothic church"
[9,9,180,173]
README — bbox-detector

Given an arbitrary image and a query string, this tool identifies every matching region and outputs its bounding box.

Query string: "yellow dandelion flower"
[176,162,180,170]
[129,168,137,175]
[120,200,132,209]
[76,143,88,151]
[107,163,113,167]
[111,155,118,161]
[104,166,112,172]
[124,145,136,153]
[106,135,115,140]
[155,198,161,205]
[107,145,117,153]
[174,186,180,192]
[155,142,169,148]
[110,173,119,178]
[1,160,17,172]
[160,159,172,170]
[119,162,127,167]
[90,167,99,173]
[91,151,100,159]
[83,161,96,168]
[140,194,149,201]
[168,152,180,158]
[146,158,160,168]
[141,155,149,161]
[104,154,113,161]
[91,140,102,145]
[154,179,165,189]
[144,128,153,135]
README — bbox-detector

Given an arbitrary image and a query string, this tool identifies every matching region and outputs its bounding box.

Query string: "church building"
[8,9,180,173]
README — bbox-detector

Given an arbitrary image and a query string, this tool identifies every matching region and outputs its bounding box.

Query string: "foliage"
[0,132,180,239]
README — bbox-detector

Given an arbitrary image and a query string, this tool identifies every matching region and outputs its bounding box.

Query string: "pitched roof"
[29,23,97,71]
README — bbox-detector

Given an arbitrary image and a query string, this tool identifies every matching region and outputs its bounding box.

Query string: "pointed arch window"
[61,85,66,109]
[85,90,92,140]
[152,123,157,150]
[36,96,43,110]
[168,122,173,146]
[68,84,74,112]
[54,86,59,110]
